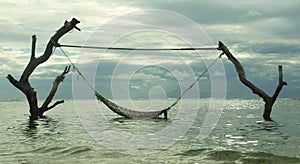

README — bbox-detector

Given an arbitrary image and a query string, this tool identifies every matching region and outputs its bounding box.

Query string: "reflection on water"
[255,120,281,131]
[0,99,299,163]
[110,116,170,135]
[22,116,60,140]
[24,118,38,139]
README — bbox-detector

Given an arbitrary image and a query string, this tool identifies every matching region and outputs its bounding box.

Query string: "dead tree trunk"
[6,18,80,120]
[218,41,287,121]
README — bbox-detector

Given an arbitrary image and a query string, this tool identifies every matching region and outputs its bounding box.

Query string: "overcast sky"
[0,0,299,100]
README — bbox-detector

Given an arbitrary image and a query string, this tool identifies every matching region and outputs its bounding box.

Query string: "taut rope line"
[53,41,218,51]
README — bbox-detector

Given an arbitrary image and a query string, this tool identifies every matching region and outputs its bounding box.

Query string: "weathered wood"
[218,41,287,121]
[6,18,80,119]
[41,65,71,113]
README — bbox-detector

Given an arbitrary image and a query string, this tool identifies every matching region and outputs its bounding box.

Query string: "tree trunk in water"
[6,18,80,120]
[263,100,273,121]
[218,41,287,121]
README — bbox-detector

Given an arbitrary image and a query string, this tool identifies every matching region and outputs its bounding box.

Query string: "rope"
[54,42,222,112]
[57,47,96,93]
[164,52,224,110]
[54,42,218,51]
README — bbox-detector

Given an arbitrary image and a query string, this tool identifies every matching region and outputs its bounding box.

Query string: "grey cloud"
[235,41,300,56]
[1,1,299,99]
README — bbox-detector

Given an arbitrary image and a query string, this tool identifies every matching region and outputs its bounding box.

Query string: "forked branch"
[41,65,71,112]
[6,18,80,119]
[218,41,287,121]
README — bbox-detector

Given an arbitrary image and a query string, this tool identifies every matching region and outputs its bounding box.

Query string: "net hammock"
[54,42,222,119]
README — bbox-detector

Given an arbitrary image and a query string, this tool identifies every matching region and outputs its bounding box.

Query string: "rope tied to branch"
[50,39,218,51]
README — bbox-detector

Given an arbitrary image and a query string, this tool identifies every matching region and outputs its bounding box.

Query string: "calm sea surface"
[0,99,299,163]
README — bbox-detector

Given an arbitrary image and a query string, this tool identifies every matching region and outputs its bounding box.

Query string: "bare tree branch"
[6,18,80,119]
[44,100,65,112]
[41,65,71,111]
[271,65,288,104]
[31,35,36,60]
[19,18,80,83]
[218,42,270,100]
[219,41,287,121]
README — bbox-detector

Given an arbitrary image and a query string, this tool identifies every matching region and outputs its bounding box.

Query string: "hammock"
[95,92,168,119]
[55,43,222,119]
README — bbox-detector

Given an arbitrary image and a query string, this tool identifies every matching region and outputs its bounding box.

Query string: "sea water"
[0,99,299,163]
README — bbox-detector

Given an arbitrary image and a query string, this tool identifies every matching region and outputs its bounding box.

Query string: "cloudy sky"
[0,0,299,100]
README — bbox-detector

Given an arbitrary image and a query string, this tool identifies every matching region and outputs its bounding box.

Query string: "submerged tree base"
[7,18,80,119]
